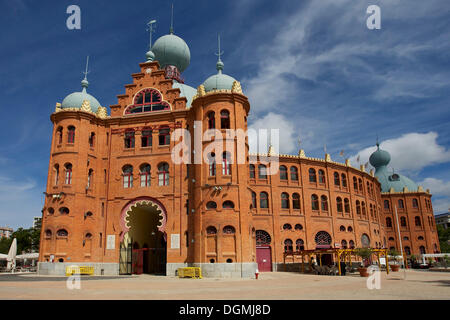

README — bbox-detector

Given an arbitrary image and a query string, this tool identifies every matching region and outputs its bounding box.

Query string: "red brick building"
[38,28,440,277]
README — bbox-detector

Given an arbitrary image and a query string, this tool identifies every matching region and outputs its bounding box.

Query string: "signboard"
[379,258,386,266]
[106,235,115,250]
[171,234,180,249]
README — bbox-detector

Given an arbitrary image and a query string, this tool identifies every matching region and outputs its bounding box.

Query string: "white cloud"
[349,132,450,172]
[419,178,450,197]
[248,112,297,154]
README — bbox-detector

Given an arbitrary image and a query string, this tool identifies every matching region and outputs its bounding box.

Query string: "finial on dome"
[215,34,224,73]
[81,56,89,92]
[169,3,174,34]
[146,19,157,61]
[376,134,380,149]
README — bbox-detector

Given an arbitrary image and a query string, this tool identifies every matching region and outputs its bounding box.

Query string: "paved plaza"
[0,270,449,300]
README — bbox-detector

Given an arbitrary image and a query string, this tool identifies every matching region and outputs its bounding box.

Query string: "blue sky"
[0,0,449,229]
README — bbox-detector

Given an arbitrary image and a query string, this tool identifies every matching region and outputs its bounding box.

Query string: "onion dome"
[152,33,190,72]
[202,35,236,92]
[369,143,418,193]
[61,58,101,112]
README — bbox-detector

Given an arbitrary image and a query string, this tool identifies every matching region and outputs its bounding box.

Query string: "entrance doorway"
[256,246,272,272]
[119,201,167,275]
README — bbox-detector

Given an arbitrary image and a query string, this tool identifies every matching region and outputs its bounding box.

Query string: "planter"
[358,267,369,277]
[390,265,400,272]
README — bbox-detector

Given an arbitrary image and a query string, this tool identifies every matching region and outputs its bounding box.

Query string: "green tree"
[0,237,13,254]
[437,225,450,253]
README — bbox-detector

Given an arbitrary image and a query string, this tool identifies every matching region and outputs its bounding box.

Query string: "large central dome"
[152,33,190,72]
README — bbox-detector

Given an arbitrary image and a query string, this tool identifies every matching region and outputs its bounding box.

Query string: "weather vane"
[169,3,174,34]
[147,19,157,50]
[83,56,89,80]
[215,34,224,61]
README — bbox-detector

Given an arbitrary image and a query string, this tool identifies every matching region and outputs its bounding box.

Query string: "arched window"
[349,240,355,249]
[85,233,93,239]
[334,172,340,186]
[318,170,326,184]
[57,229,68,237]
[158,163,169,186]
[403,236,409,241]
[418,236,424,240]
[369,204,373,217]
[281,193,289,209]
[404,246,411,256]
[398,199,404,209]
[223,201,235,209]
[87,169,93,188]
[386,217,392,227]
[124,129,135,148]
[290,167,299,181]
[353,177,358,190]
[122,165,133,188]
[206,226,217,235]
[295,224,303,231]
[260,192,268,208]
[141,128,152,147]
[339,225,345,232]
[222,152,231,175]
[314,231,332,246]
[336,197,343,213]
[356,200,361,216]
[384,200,390,209]
[283,223,292,230]
[311,194,319,211]
[126,88,169,113]
[309,168,317,182]
[64,163,72,184]
[358,178,363,192]
[85,211,93,219]
[412,198,419,208]
[344,198,350,213]
[419,246,426,254]
[321,195,328,211]
[292,193,300,210]
[158,127,170,146]
[59,207,69,215]
[207,111,215,129]
[220,110,230,129]
[258,164,267,179]
[56,126,63,144]
[45,229,52,238]
[256,230,271,245]
[341,174,347,187]
[139,164,151,187]
[53,164,59,185]
[361,234,370,248]
[206,201,217,210]
[280,166,288,180]
[296,239,304,251]
[89,132,95,148]
[208,153,216,176]
[223,225,235,234]
[284,239,293,252]
[67,126,75,143]
[361,201,366,217]
[251,191,257,209]
[347,226,353,232]
[400,216,407,227]
[249,164,255,179]
[415,216,421,226]
[47,207,54,215]
[341,240,348,249]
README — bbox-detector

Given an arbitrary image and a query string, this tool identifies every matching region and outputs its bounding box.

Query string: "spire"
[215,34,224,73]
[81,56,89,92]
[169,3,174,34]
[376,134,380,149]
[146,19,157,62]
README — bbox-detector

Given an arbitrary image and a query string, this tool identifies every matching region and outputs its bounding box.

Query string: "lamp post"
[393,205,406,279]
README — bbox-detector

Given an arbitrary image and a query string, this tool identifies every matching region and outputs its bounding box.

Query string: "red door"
[256,246,272,272]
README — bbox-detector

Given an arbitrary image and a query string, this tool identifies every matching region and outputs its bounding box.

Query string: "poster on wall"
[171,234,180,249]
[107,235,115,250]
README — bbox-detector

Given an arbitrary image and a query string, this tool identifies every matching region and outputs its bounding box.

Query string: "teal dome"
[61,79,101,112]
[203,58,236,92]
[172,81,196,109]
[369,144,418,193]
[152,33,190,72]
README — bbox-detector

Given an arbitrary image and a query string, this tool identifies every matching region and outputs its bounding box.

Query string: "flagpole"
[394,205,406,279]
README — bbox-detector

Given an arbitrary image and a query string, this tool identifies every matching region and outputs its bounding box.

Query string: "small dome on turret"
[369,143,391,168]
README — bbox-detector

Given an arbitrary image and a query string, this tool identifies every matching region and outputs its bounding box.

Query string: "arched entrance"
[119,197,167,275]
[315,231,333,266]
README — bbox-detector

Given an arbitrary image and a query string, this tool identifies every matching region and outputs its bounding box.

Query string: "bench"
[65,266,94,276]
